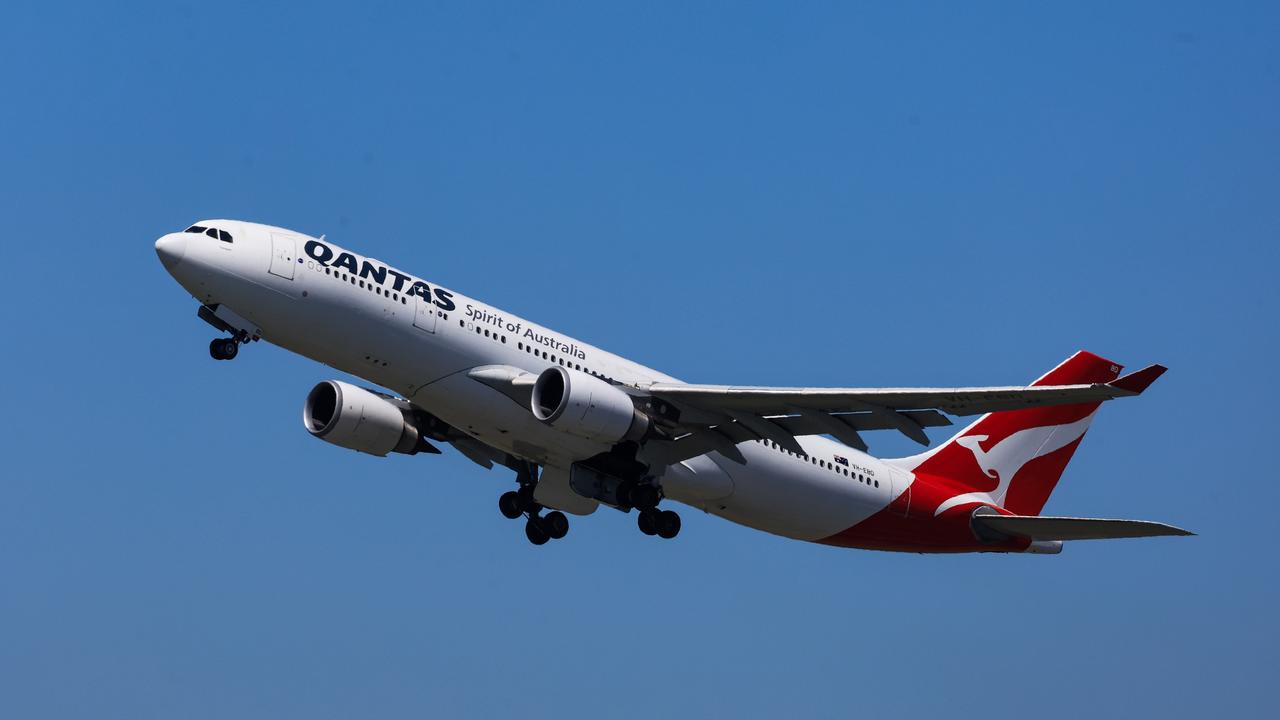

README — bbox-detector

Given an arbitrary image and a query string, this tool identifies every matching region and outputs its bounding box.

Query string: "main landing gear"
[208,337,240,361]
[617,479,681,540]
[498,462,569,546]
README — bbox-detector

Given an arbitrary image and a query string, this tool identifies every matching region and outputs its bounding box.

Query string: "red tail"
[899,351,1124,516]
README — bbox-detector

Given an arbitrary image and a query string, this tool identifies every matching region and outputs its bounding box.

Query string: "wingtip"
[1109,364,1168,394]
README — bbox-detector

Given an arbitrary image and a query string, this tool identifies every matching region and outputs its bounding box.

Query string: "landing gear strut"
[498,461,570,545]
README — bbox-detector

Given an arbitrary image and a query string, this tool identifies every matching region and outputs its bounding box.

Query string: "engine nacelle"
[530,366,649,444]
[303,380,424,456]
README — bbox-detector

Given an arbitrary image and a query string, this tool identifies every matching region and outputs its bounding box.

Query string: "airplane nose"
[155,233,187,270]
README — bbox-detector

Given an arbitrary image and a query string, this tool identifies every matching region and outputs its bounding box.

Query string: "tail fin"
[895,351,1146,516]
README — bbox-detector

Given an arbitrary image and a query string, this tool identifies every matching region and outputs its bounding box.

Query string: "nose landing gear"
[498,462,570,545]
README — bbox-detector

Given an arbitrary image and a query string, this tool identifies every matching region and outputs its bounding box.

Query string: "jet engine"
[530,366,649,443]
[303,380,426,456]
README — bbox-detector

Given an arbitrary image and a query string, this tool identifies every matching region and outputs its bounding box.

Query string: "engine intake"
[303,380,424,456]
[531,366,648,444]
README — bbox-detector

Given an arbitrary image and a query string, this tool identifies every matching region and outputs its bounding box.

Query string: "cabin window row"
[320,265,436,309]
[755,439,879,487]
[452,318,619,384]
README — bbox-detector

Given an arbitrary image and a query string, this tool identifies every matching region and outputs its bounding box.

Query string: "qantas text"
[304,240,456,311]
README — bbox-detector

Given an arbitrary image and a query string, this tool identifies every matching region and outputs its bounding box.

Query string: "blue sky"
[1,2,1276,717]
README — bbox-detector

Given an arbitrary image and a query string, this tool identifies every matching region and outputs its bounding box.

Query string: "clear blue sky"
[1,2,1276,717]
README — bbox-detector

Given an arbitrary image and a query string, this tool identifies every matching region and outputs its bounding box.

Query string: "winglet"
[1109,364,1167,395]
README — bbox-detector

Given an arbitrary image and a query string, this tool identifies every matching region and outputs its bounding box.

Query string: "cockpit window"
[183,224,232,242]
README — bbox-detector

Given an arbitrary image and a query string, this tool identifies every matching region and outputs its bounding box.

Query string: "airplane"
[155,220,1192,553]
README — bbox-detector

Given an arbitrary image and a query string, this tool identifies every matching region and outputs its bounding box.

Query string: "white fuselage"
[157,220,904,542]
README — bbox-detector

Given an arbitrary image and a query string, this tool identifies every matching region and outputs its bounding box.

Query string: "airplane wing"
[640,364,1166,463]
[465,361,1166,465]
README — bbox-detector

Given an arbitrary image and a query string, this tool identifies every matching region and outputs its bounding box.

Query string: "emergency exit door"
[413,293,437,333]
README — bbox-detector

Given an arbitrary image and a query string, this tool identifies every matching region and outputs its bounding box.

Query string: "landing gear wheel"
[656,510,681,539]
[525,518,550,545]
[209,338,238,360]
[637,509,659,536]
[631,484,660,511]
[498,491,523,520]
[544,511,569,540]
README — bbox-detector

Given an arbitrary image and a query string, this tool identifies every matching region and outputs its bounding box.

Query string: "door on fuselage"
[268,233,296,280]
[413,292,437,333]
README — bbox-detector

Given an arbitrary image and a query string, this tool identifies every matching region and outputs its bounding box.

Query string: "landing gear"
[543,511,569,540]
[525,517,550,545]
[638,508,680,539]
[655,509,681,539]
[617,479,659,511]
[638,509,658,536]
[622,480,680,540]
[499,462,569,545]
[498,491,523,520]
[208,337,239,361]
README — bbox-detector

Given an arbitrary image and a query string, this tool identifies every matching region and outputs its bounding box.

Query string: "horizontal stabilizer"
[973,514,1194,541]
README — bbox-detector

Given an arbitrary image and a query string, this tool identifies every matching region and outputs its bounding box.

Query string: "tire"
[631,484,659,511]
[209,339,226,360]
[222,340,238,360]
[544,511,569,540]
[656,510,681,540]
[498,491,523,519]
[525,518,550,545]
[637,509,659,536]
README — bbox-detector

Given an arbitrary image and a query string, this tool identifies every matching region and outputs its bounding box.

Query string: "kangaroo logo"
[934,412,1096,516]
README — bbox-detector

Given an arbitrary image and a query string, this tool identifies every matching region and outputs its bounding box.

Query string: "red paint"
[820,351,1129,553]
